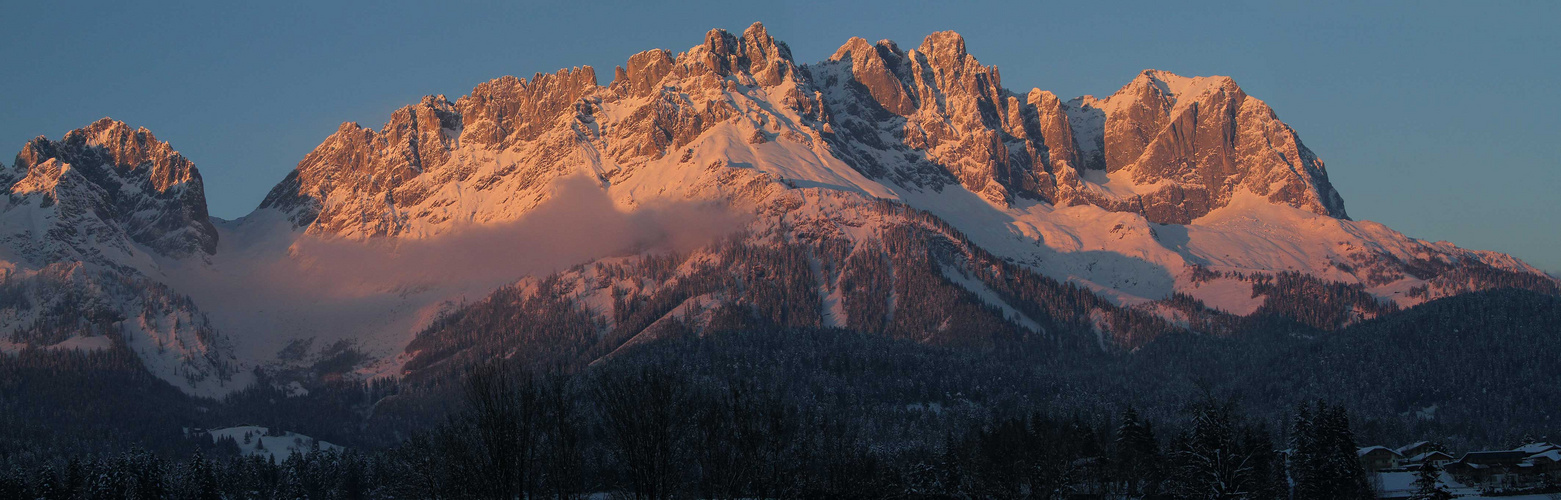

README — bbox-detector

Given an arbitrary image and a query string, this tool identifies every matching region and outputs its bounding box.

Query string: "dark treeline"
[0,346,202,462]
[3,288,1559,475]
[0,355,1381,500]
[2,219,1557,495]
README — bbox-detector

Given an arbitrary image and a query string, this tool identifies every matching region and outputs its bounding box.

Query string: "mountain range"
[2,22,1555,399]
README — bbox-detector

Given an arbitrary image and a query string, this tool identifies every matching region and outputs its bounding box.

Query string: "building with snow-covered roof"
[1445,450,1546,492]
[1395,441,1435,458]
[1359,446,1405,472]
[1515,442,1559,455]
[1402,450,1454,467]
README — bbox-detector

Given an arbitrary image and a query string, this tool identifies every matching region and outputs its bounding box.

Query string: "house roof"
[1407,450,1452,462]
[1395,441,1431,455]
[1359,446,1403,458]
[1516,442,1559,454]
[1458,450,1528,464]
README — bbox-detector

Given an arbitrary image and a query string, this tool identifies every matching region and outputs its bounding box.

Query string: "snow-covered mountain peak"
[6,117,217,258]
[1132,69,1236,108]
[1059,68,1347,223]
[251,22,818,240]
[15,118,203,195]
[0,119,239,395]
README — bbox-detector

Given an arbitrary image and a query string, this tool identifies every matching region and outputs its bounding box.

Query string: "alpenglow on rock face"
[1064,70,1347,223]
[254,24,1347,239]
[0,119,238,396]
[820,38,1346,223]
[254,23,806,239]
[5,118,218,259]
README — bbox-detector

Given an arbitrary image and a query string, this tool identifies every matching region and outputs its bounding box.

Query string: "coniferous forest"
[1,287,1559,498]
[0,356,1385,500]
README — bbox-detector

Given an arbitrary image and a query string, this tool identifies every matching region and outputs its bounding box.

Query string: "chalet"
[1358,446,1404,472]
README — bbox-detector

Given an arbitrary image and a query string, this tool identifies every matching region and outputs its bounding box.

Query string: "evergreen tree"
[0,468,26,500]
[1317,402,1372,499]
[85,457,128,499]
[1289,403,1320,500]
[178,452,220,500]
[63,457,84,497]
[1290,401,1372,500]
[34,465,64,500]
[1167,397,1272,499]
[1408,461,1453,500]
[1116,406,1160,497]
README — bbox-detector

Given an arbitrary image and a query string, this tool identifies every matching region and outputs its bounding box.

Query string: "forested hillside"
[3,288,1557,472]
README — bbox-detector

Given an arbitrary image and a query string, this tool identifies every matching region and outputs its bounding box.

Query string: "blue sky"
[3,1,1557,271]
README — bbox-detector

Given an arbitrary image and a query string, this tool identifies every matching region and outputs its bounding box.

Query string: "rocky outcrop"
[6,118,217,257]
[817,36,1345,223]
[828,37,916,116]
[259,22,802,238]
[688,22,795,87]
[257,96,461,235]
[1064,70,1347,223]
[819,32,1040,203]
[251,24,1355,235]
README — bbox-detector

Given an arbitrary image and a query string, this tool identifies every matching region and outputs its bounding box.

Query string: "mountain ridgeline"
[1,23,1559,458]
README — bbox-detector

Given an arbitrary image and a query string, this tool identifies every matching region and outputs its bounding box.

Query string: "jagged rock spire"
[7,118,217,256]
[818,29,1347,221]
[257,23,1352,239]
[1073,69,1348,221]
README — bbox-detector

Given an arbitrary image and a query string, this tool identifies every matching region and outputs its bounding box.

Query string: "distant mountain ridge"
[252,24,1346,238]
[2,23,1555,396]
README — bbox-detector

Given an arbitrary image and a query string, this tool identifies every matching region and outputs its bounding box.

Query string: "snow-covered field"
[200,426,343,461]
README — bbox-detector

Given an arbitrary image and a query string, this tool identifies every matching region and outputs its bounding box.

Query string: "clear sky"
[3,1,1557,272]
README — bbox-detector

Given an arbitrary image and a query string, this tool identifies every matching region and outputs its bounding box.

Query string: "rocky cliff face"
[1064,70,1347,223]
[5,118,218,259]
[818,37,1345,224]
[256,23,804,239]
[821,32,1033,204]
[258,25,1351,238]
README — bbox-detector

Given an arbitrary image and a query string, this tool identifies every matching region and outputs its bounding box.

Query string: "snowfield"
[200,426,344,461]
